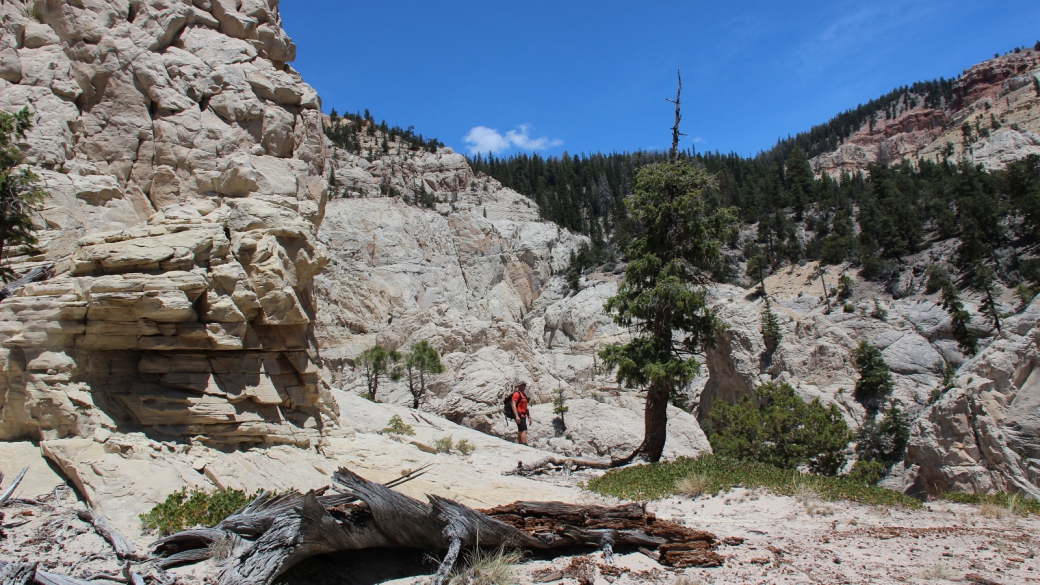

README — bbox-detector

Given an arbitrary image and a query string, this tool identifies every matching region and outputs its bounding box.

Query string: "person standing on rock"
[511,381,531,445]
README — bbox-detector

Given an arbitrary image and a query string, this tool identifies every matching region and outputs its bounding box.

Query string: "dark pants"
[516,416,528,432]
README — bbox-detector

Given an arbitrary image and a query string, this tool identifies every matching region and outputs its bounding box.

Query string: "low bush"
[141,487,263,536]
[585,454,920,508]
[435,435,454,453]
[708,382,853,475]
[381,414,415,436]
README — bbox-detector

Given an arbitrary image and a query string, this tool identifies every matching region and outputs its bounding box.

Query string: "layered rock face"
[0,0,337,449]
[812,50,1040,175]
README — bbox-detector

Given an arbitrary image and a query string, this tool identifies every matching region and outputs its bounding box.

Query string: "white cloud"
[463,124,562,155]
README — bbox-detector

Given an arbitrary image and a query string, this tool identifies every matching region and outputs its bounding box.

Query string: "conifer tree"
[972,265,1002,333]
[761,296,782,353]
[941,283,978,355]
[0,108,45,282]
[601,161,737,464]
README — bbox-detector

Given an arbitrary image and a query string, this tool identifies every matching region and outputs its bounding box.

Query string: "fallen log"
[151,467,723,585]
[506,456,614,476]
[75,507,146,561]
[0,467,28,507]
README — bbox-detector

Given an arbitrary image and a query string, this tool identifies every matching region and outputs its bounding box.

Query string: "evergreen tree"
[972,265,1002,334]
[601,161,737,464]
[761,296,783,353]
[358,344,401,401]
[854,341,894,411]
[400,341,444,409]
[941,283,978,355]
[0,108,45,282]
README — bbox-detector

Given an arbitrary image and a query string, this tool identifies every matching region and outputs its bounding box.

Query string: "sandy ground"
[2,465,1038,584]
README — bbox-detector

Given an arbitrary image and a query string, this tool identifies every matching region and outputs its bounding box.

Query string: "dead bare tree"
[150,467,723,585]
[666,70,687,160]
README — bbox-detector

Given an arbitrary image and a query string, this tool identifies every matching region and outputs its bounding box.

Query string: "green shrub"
[837,274,854,300]
[843,303,855,313]
[871,298,888,321]
[924,265,951,294]
[140,487,263,536]
[585,454,920,508]
[434,435,454,453]
[941,283,978,356]
[456,439,475,456]
[1015,283,1038,312]
[847,460,886,485]
[708,382,853,476]
[854,341,894,411]
[381,414,415,436]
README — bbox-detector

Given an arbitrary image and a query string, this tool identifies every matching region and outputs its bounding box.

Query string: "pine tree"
[761,296,783,353]
[601,161,737,464]
[941,283,978,355]
[400,341,444,409]
[0,108,45,282]
[972,265,1002,333]
[358,344,401,401]
[854,341,893,412]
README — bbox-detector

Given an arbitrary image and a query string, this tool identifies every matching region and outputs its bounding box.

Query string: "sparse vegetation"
[585,454,921,507]
[141,487,264,536]
[381,414,415,436]
[942,491,1040,516]
[871,298,888,320]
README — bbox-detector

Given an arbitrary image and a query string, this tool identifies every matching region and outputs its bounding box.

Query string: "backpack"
[503,392,516,420]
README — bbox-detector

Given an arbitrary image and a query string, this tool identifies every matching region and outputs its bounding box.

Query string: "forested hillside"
[463,45,1040,293]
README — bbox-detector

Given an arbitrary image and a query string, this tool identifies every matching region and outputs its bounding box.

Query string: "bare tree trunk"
[666,70,685,160]
[641,384,670,462]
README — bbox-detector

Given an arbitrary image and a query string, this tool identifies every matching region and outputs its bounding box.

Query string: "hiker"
[511,381,531,445]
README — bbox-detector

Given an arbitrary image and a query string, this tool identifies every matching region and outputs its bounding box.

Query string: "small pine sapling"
[761,296,783,353]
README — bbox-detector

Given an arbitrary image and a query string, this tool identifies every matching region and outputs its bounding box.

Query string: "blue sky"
[281,1,1040,158]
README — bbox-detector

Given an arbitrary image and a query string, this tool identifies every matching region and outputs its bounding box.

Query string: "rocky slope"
[311,138,711,459]
[698,259,1040,499]
[812,49,1040,175]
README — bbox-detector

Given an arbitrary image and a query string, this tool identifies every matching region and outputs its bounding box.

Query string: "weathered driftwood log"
[0,561,94,585]
[506,457,614,476]
[75,507,146,561]
[151,467,723,585]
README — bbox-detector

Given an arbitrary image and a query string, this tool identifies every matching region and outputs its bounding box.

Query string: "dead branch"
[150,467,723,585]
[76,507,146,561]
[0,467,28,507]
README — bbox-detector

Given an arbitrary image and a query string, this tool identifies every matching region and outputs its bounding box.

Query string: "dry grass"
[448,546,523,585]
[675,474,710,498]
[791,474,834,515]
[673,576,707,585]
[207,535,235,561]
